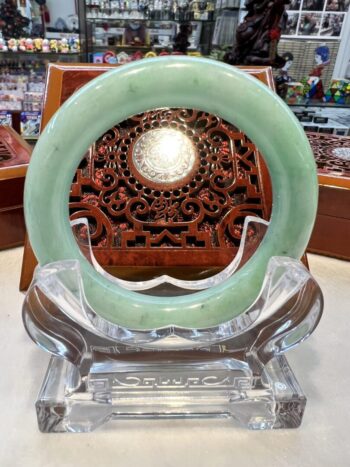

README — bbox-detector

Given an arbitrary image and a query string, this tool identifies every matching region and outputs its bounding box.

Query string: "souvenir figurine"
[18,38,26,52]
[0,38,8,51]
[130,50,143,61]
[49,39,58,53]
[145,51,157,58]
[304,44,330,100]
[187,51,202,57]
[34,38,43,52]
[92,52,103,63]
[285,82,305,104]
[103,50,117,63]
[59,38,69,53]
[73,38,80,53]
[325,79,350,104]
[42,38,50,53]
[9,38,18,52]
[275,52,294,98]
[116,51,130,64]
[70,37,80,53]
[25,38,34,52]
[68,36,75,51]
[0,38,4,51]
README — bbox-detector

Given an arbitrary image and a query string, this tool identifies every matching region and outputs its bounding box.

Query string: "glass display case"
[82,0,216,57]
[0,0,85,139]
[0,52,82,139]
[1,0,349,133]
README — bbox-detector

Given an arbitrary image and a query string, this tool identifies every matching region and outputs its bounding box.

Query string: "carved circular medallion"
[132,128,197,185]
[332,147,350,162]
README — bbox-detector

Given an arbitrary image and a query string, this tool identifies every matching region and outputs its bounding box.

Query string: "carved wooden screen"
[307,132,350,189]
[307,132,350,260]
[20,64,274,289]
[0,126,31,173]
[0,126,31,250]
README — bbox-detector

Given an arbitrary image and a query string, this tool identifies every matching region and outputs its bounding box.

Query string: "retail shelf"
[0,51,82,57]
[86,17,215,23]
[289,100,350,108]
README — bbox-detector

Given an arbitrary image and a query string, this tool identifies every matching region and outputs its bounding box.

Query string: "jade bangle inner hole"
[69,107,272,285]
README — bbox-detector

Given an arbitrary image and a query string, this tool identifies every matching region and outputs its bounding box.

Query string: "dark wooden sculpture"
[224,0,289,67]
[0,126,31,250]
[19,64,275,290]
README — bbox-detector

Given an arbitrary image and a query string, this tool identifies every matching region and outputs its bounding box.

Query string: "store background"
[1,0,350,140]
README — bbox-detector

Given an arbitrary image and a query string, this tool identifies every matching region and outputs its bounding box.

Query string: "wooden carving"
[307,132,350,184]
[307,131,350,260]
[0,126,31,250]
[225,0,289,67]
[70,108,271,268]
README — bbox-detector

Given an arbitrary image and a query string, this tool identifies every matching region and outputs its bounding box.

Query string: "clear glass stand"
[23,218,323,432]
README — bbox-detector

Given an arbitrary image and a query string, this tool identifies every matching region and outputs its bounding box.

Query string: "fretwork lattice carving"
[307,132,350,179]
[69,108,271,267]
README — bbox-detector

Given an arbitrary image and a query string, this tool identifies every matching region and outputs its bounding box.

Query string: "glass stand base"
[37,353,306,433]
[25,225,322,433]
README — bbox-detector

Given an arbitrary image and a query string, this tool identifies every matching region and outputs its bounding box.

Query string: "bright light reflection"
[132,128,197,184]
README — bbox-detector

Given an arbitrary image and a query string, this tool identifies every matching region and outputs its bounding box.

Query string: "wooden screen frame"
[0,126,32,250]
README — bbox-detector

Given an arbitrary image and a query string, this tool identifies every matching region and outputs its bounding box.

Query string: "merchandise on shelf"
[18,38,26,52]
[292,107,350,136]
[103,50,118,63]
[0,111,12,126]
[23,92,43,112]
[20,111,41,138]
[34,38,43,52]
[85,0,215,21]
[303,44,331,100]
[92,47,199,63]
[25,38,34,52]
[0,38,8,52]
[0,86,23,110]
[325,79,350,104]
[285,82,305,104]
[306,75,324,99]
[42,39,50,53]
[59,38,70,53]
[0,37,80,54]
[91,20,177,48]
[8,38,18,52]
[116,51,130,63]
[0,71,44,112]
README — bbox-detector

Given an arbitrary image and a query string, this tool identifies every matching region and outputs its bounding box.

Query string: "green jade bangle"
[24,57,318,330]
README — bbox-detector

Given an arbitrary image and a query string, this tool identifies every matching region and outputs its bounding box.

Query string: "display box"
[20,111,41,138]
[0,111,12,126]
[307,132,350,260]
[0,126,31,250]
[324,79,350,104]
[285,82,304,104]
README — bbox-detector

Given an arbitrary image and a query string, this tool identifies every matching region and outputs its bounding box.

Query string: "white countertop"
[0,247,349,467]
